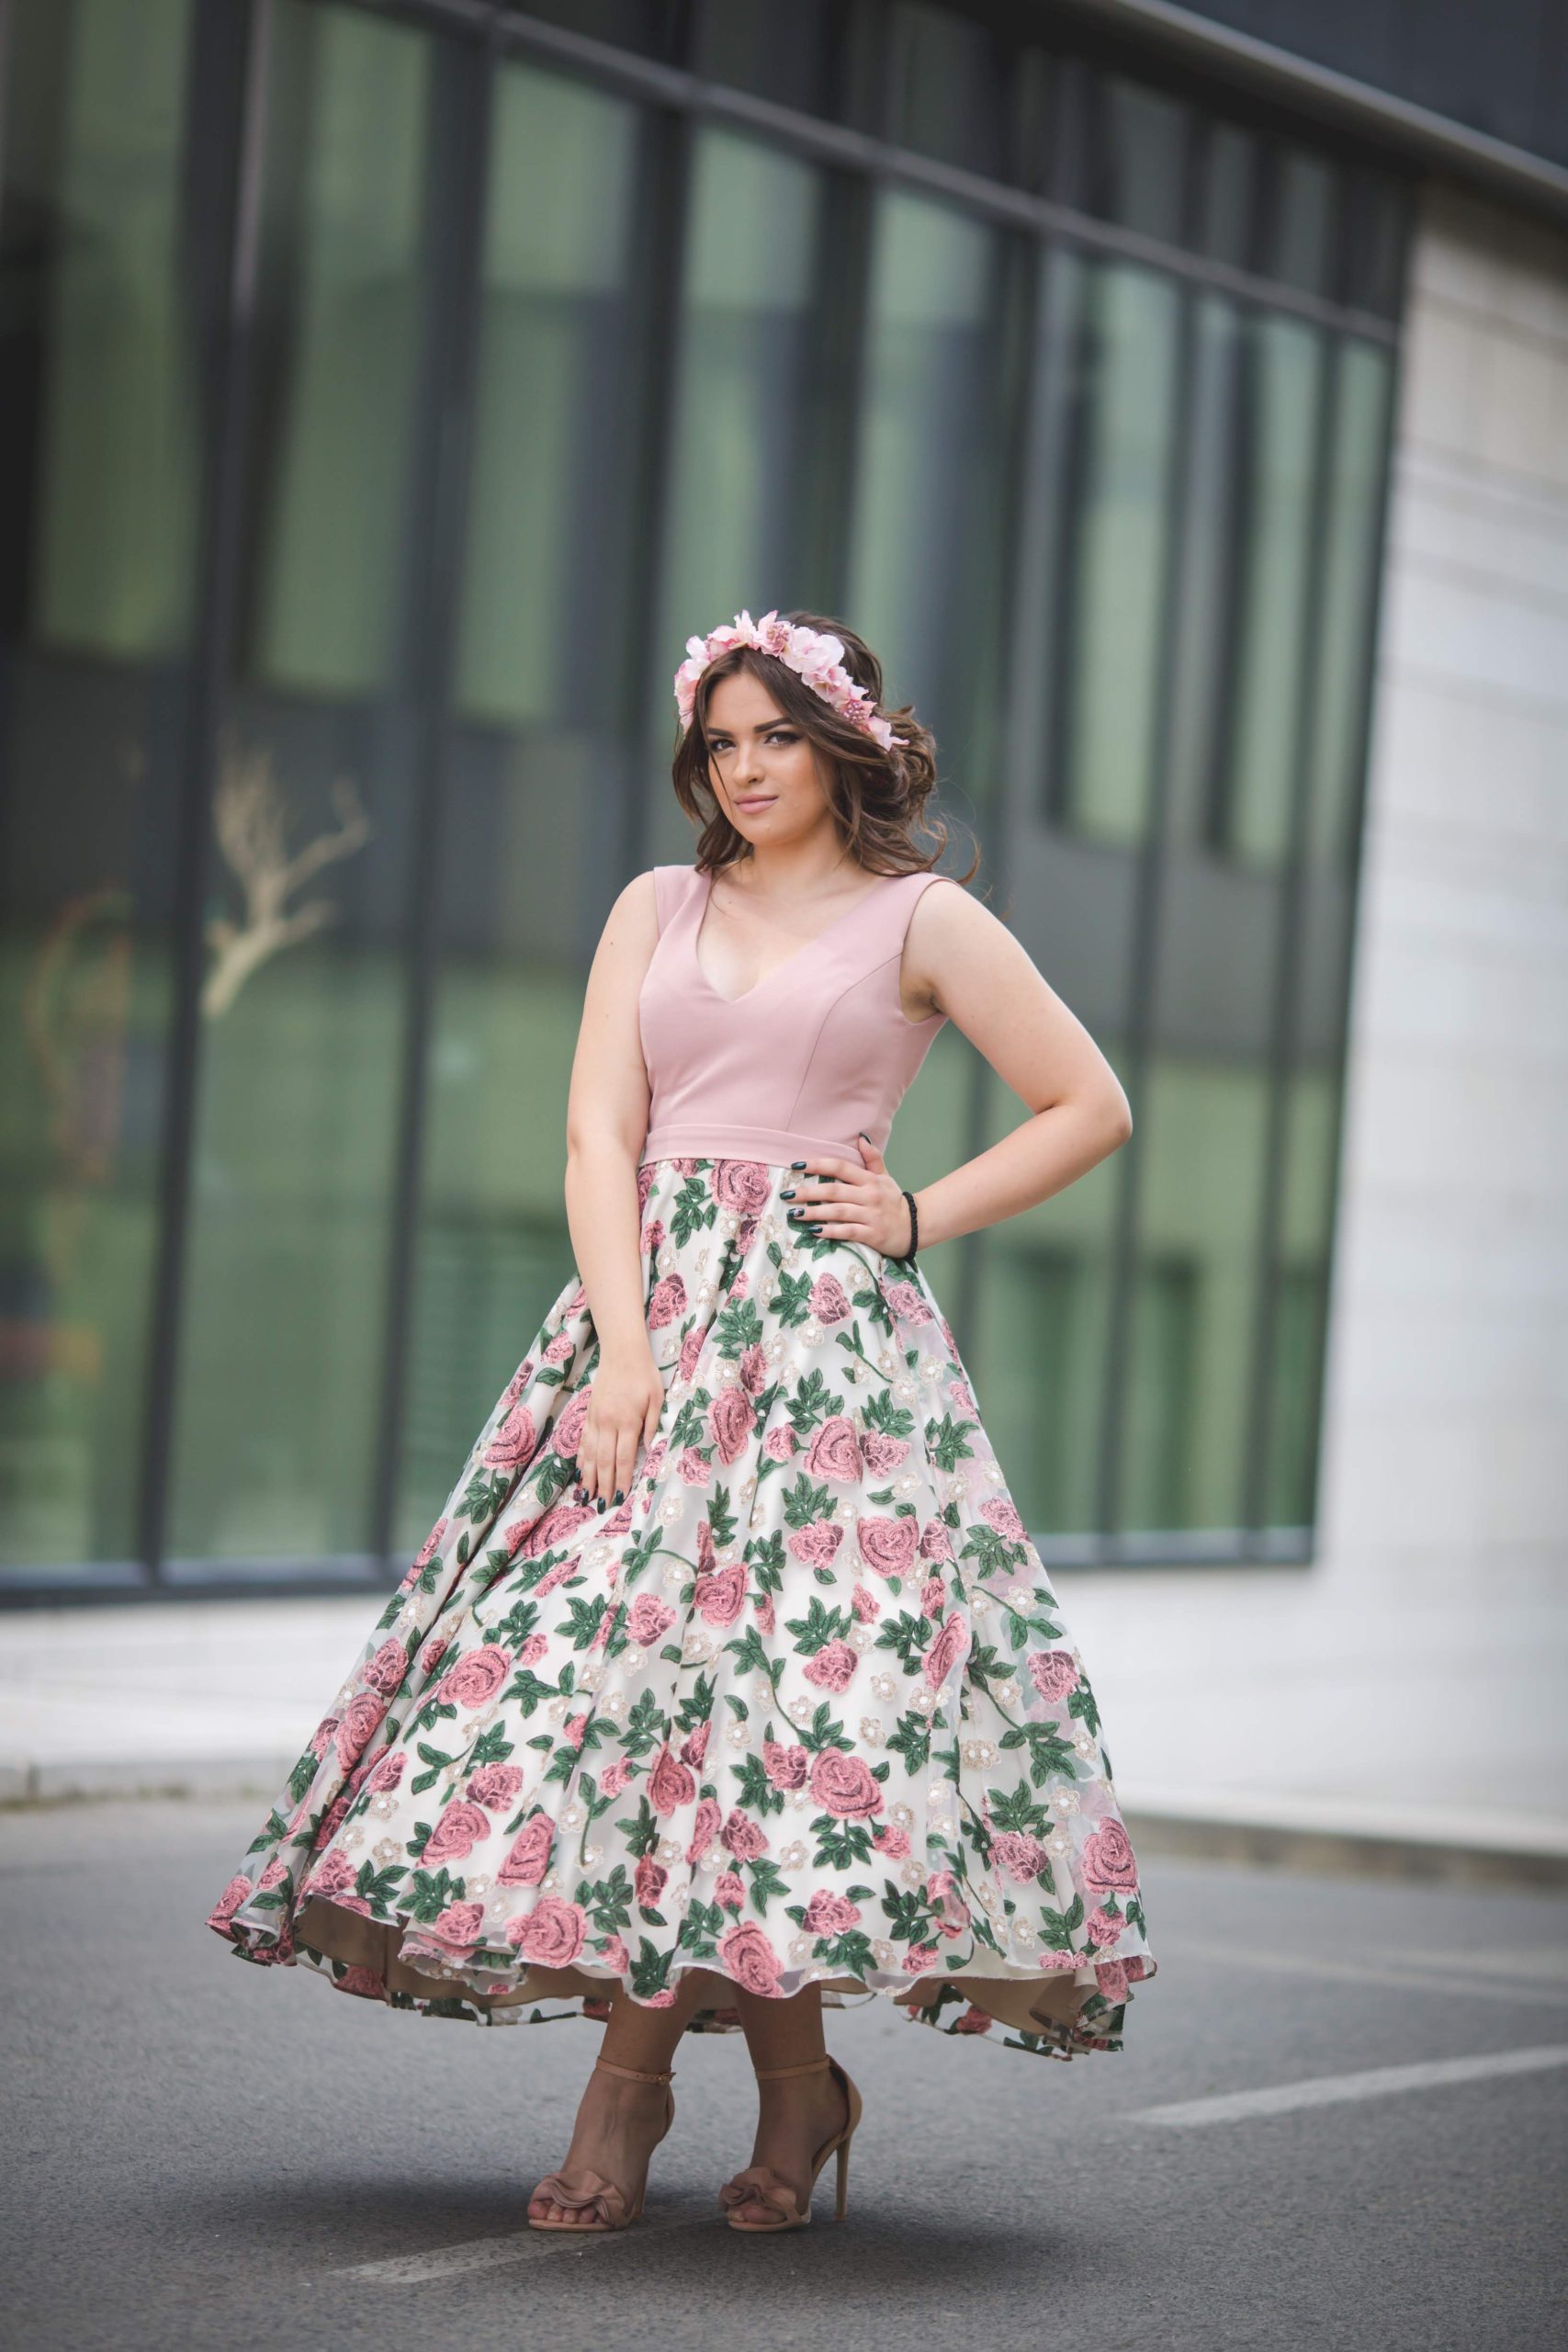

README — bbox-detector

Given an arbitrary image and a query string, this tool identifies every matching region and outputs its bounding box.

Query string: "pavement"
[4,1579,1565,1887]
[2,1797,1564,2350]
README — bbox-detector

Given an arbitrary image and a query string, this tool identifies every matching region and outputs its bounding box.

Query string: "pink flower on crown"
[673,608,896,751]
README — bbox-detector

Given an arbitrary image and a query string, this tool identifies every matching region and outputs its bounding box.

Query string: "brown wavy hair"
[670,608,982,888]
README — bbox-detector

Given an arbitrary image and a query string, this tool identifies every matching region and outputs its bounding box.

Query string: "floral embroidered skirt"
[208,1156,1156,2059]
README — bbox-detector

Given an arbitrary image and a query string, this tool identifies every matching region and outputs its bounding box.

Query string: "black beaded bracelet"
[900,1187,919,1265]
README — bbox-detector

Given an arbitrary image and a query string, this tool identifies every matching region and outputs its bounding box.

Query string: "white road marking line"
[330,2203,718,2283]
[1162,1938,1568,2009]
[1132,2043,1568,2129]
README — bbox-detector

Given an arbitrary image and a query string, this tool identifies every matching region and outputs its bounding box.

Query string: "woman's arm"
[561,870,665,1504]
[786,878,1133,1259]
[901,879,1133,1250]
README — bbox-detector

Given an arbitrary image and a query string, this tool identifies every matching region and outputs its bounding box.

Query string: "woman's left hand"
[784,1136,917,1259]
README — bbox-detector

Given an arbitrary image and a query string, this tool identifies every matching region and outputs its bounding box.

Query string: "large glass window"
[164,1,439,1576]
[396,56,658,1550]
[0,0,1406,1590]
[1050,256,1182,846]
[0,0,199,1584]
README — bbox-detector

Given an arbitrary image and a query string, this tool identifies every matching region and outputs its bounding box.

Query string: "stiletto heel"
[717,2052,863,2232]
[527,2057,676,2232]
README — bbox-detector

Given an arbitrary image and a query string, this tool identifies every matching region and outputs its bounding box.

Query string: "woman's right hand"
[573,1344,666,1507]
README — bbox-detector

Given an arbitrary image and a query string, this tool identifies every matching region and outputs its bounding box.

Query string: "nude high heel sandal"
[717,2053,863,2232]
[527,2057,676,2232]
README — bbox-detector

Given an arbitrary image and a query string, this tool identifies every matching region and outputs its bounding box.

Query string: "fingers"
[573,1424,628,1509]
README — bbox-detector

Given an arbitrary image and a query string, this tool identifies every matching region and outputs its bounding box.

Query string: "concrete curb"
[1123,1806,1568,1893]
[4,1758,1567,1892]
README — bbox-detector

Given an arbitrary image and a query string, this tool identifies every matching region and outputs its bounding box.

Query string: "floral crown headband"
[673,608,897,752]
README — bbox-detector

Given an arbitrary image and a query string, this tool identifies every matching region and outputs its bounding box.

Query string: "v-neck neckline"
[691,865,901,1007]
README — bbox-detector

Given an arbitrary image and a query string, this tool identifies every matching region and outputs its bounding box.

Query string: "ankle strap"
[594,2057,675,2084]
[753,2055,833,2081]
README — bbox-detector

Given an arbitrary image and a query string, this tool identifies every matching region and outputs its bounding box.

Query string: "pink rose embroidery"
[714,1159,773,1218]
[990,1830,1049,1884]
[1027,1651,1079,1704]
[437,1645,512,1709]
[550,1386,592,1460]
[209,1875,251,1926]
[306,1850,356,1897]
[808,1272,852,1325]
[635,1857,668,1909]
[720,1809,767,1861]
[715,1871,746,1910]
[507,1895,588,1969]
[804,1638,858,1692]
[857,1513,919,1580]
[805,1415,863,1484]
[431,1900,484,1949]
[412,1515,449,1570]
[626,1593,675,1647]
[362,1637,408,1698]
[686,1795,722,1863]
[1086,1905,1123,1948]
[649,1744,696,1815]
[497,1812,554,1885]
[481,1400,537,1470]
[919,1517,954,1562]
[787,1519,842,1570]
[423,1800,490,1866]
[718,1917,783,1998]
[801,1890,861,1936]
[334,1690,388,1772]
[860,1430,910,1473]
[708,1387,754,1465]
[468,1761,525,1811]
[647,1272,689,1331]
[921,1614,968,1691]
[762,1741,807,1790]
[694,1558,746,1627]
[808,1747,884,1820]
[1081,1820,1139,1893]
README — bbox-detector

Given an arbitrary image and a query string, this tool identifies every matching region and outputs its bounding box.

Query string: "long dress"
[208,862,1157,2060]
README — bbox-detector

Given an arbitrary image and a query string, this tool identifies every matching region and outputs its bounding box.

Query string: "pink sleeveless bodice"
[637,864,952,1170]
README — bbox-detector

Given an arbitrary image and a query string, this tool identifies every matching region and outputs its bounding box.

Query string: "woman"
[208,606,1156,2235]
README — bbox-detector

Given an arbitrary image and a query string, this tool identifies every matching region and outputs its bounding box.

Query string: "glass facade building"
[0,0,1407,1597]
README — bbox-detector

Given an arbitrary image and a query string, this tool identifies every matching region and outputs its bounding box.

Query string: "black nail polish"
[807,1223,823,1235]
[790,1159,807,1170]
[596,1496,606,1512]
[780,1187,795,1198]
[613,1488,624,1505]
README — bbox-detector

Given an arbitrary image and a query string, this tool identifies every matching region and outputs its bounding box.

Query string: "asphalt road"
[4,1799,1565,2352]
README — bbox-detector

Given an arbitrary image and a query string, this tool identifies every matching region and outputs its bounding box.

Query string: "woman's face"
[703,670,831,845]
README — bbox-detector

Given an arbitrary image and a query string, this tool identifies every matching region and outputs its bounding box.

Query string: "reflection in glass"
[1213,313,1325,867]
[1307,342,1394,865]
[655,129,826,705]
[166,1,433,1573]
[1054,259,1179,847]
[0,0,197,1580]
[1089,75,1189,240]
[397,57,651,1551]
[1118,1057,1270,1536]
[969,1079,1121,1540]
[455,65,641,734]
[849,188,1014,793]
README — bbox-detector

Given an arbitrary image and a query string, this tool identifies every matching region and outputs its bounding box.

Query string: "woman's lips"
[735,796,776,811]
